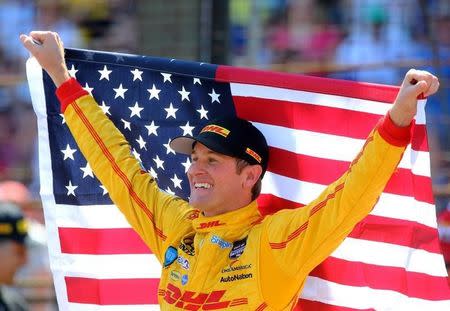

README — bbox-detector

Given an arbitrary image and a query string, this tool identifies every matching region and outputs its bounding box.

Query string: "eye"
[208,157,218,164]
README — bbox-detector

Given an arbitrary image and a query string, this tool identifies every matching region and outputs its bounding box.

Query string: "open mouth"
[194,183,212,189]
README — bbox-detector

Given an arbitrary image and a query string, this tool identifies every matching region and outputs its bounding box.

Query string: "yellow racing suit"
[56,78,410,310]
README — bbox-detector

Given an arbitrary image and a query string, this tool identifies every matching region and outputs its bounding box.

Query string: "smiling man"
[20,31,440,310]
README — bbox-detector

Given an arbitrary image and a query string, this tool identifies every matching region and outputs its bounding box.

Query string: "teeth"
[195,183,211,189]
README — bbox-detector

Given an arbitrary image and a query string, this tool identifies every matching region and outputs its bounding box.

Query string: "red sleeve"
[376,112,412,147]
[55,78,89,113]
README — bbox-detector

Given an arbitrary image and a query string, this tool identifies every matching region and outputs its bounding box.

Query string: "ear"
[242,165,263,190]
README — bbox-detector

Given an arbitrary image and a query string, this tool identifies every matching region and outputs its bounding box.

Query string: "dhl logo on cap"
[246,147,262,163]
[201,124,230,138]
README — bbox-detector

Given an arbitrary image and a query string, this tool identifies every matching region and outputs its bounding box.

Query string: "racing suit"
[56,78,410,310]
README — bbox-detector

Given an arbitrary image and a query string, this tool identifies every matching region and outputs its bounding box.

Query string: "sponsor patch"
[245,147,262,163]
[211,235,232,249]
[170,270,181,282]
[201,124,230,137]
[181,274,188,285]
[177,255,190,270]
[229,237,247,259]
[164,246,178,268]
[220,273,253,283]
[222,263,251,273]
[179,235,195,256]
[196,220,225,230]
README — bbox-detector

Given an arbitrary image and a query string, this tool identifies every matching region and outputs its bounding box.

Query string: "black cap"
[170,116,269,176]
[0,202,28,245]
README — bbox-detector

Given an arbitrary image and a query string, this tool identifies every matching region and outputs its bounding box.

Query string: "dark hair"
[235,159,262,201]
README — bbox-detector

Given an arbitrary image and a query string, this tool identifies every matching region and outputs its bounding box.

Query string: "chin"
[189,198,212,214]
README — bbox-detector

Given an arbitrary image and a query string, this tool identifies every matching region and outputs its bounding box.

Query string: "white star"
[130,68,143,81]
[80,163,94,178]
[113,84,128,99]
[100,185,108,195]
[83,83,94,95]
[178,86,190,101]
[161,73,172,83]
[163,139,176,155]
[68,64,78,78]
[61,144,77,160]
[193,78,201,85]
[171,174,182,189]
[164,103,178,119]
[149,167,158,179]
[65,181,78,196]
[208,89,221,103]
[136,135,147,150]
[129,102,144,118]
[180,121,195,136]
[196,105,209,119]
[98,65,112,81]
[145,121,159,136]
[147,84,161,100]
[181,158,191,173]
[165,187,175,195]
[132,148,142,162]
[99,101,111,115]
[121,119,131,131]
[59,113,66,124]
[153,155,165,170]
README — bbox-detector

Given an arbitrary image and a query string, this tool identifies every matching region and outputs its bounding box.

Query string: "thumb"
[20,34,38,55]
[414,80,428,97]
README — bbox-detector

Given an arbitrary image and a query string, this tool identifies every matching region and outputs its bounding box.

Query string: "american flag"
[26,48,450,310]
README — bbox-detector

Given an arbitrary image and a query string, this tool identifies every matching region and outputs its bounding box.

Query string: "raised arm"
[20,31,195,262]
[259,69,440,295]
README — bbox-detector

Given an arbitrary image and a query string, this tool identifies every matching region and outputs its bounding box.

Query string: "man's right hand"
[20,31,71,87]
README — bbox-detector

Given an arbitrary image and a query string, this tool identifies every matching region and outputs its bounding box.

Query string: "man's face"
[187,143,249,216]
[0,241,28,285]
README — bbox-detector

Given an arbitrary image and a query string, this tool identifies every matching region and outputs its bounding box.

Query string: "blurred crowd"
[0,0,137,309]
[0,0,449,309]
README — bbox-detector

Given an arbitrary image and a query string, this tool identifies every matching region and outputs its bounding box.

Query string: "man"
[20,31,439,310]
[0,202,29,311]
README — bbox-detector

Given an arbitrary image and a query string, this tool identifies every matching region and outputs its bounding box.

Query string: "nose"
[187,160,206,177]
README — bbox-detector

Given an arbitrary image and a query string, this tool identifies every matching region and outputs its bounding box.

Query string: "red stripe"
[72,103,166,241]
[266,147,434,204]
[258,194,304,215]
[234,96,428,152]
[216,65,400,103]
[310,257,450,301]
[350,215,441,253]
[255,302,268,311]
[411,124,429,152]
[269,183,344,249]
[258,194,440,253]
[59,227,152,254]
[65,277,160,304]
[297,299,374,311]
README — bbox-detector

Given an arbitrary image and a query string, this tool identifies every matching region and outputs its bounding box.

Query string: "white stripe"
[231,83,392,115]
[416,99,427,125]
[262,171,436,228]
[231,83,428,126]
[67,304,160,311]
[55,204,132,228]
[372,193,438,229]
[51,254,161,278]
[332,237,447,277]
[27,58,70,310]
[301,276,450,310]
[254,122,430,177]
